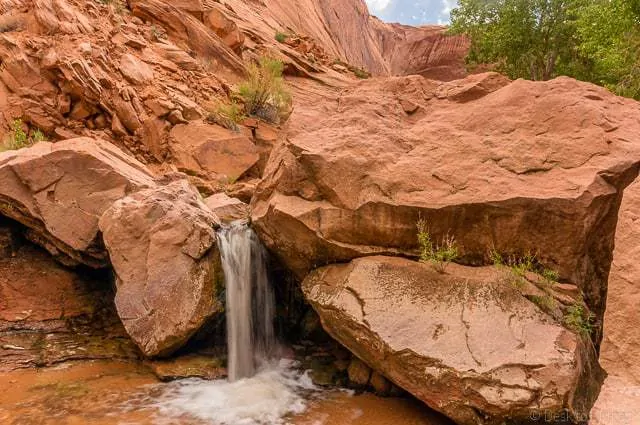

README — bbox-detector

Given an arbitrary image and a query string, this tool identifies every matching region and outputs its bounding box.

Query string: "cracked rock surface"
[302,256,604,425]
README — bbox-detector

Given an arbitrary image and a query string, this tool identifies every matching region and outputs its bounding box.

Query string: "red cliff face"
[225,0,469,79]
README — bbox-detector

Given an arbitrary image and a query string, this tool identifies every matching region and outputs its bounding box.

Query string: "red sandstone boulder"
[204,192,249,224]
[204,6,244,53]
[99,179,223,357]
[169,121,259,182]
[252,74,640,349]
[0,138,154,267]
[303,256,604,425]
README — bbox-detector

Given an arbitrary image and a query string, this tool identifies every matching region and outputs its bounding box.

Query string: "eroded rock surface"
[593,178,640,425]
[99,179,222,357]
[0,228,138,372]
[303,256,604,425]
[601,178,640,383]
[252,74,640,347]
[0,138,155,267]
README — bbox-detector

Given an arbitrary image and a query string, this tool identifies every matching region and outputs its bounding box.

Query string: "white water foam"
[149,222,320,425]
[153,359,318,425]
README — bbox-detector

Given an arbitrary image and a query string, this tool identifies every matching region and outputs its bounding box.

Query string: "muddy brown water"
[0,360,452,425]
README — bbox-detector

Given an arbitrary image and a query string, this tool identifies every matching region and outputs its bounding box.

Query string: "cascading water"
[217,222,276,381]
[152,221,317,425]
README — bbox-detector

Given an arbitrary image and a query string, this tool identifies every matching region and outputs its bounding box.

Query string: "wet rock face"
[252,73,640,347]
[0,240,139,372]
[303,256,604,425]
[99,179,223,357]
[0,138,155,267]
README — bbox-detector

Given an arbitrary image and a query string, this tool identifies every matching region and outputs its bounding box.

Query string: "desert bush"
[353,68,370,79]
[564,302,595,336]
[207,101,244,131]
[275,31,288,43]
[1,119,46,152]
[236,57,291,123]
[417,219,459,273]
[529,294,557,314]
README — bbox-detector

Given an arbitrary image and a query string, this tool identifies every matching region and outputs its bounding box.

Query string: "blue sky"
[365,0,459,25]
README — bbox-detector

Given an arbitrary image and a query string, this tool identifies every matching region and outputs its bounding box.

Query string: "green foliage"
[450,0,640,99]
[489,249,504,266]
[508,252,536,277]
[2,119,31,151]
[542,268,559,283]
[450,0,583,81]
[275,31,288,43]
[236,57,292,124]
[208,100,245,131]
[31,129,47,143]
[1,119,47,152]
[564,302,595,336]
[530,294,557,313]
[575,0,640,98]
[417,219,459,273]
[353,68,370,79]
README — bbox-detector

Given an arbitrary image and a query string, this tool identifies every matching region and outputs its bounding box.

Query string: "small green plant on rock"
[489,249,504,266]
[2,119,30,151]
[31,129,47,143]
[1,119,48,152]
[529,294,556,314]
[508,252,536,276]
[275,31,288,43]
[236,57,291,124]
[542,268,559,283]
[564,302,595,337]
[353,68,370,79]
[417,219,459,274]
[207,100,244,131]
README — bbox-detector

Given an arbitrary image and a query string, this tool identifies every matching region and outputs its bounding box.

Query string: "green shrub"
[208,101,244,130]
[489,249,504,266]
[275,31,288,43]
[31,129,47,143]
[353,68,370,79]
[542,268,559,283]
[1,119,30,151]
[530,294,556,313]
[1,119,47,152]
[236,57,291,123]
[417,219,459,273]
[564,302,595,337]
[508,252,536,276]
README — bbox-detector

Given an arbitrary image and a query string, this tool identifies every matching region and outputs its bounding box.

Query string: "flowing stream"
[0,221,453,425]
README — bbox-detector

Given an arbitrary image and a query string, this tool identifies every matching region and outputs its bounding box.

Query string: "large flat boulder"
[303,256,604,425]
[99,179,223,357]
[252,74,640,346]
[0,138,155,267]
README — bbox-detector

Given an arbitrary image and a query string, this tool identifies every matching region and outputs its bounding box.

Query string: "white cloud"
[365,0,392,13]
[439,0,458,23]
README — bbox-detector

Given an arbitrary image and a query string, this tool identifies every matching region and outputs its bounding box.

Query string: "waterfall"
[217,222,276,381]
